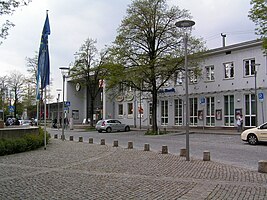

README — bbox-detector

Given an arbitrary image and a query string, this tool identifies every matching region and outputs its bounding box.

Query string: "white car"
[95,119,130,133]
[241,122,267,145]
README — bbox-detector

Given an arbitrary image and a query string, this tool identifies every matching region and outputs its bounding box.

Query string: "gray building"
[67,39,267,129]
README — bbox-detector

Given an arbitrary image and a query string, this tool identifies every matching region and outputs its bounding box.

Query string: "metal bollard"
[144,143,150,151]
[78,137,83,142]
[113,140,118,147]
[54,134,58,139]
[203,151,210,161]
[162,145,168,154]
[128,141,133,149]
[100,139,105,145]
[89,138,93,144]
[69,136,73,141]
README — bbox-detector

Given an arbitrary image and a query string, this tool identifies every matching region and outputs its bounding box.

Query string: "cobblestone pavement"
[0,139,267,199]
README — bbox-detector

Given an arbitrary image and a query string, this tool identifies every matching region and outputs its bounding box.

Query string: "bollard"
[54,134,58,139]
[69,136,73,141]
[128,141,133,149]
[144,143,150,151]
[258,160,267,173]
[180,148,186,157]
[162,145,168,154]
[113,140,118,147]
[89,138,93,144]
[101,139,105,145]
[61,135,65,140]
[78,137,83,142]
[203,151,210,161]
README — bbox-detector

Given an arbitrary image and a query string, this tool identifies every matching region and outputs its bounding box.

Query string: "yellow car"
[241,122,267,145]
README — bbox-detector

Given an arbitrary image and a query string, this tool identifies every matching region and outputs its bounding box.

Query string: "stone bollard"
[89,138,93,144]
[128,141,133,149]
[113,140,118,147]
[78,137,83,142]
[101,139,105,145]
[144,143,150,151]
[54,134,58,139]
[258,160,267,173]
[180,148,186,157]
[203,151,211,161]
[69,136,74,141]
[162,145,168,154]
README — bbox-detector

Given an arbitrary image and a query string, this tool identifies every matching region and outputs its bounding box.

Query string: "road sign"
[9,106,15,112]
[200,97,205,104]
[65,101,71,107]
[258,92,264,102]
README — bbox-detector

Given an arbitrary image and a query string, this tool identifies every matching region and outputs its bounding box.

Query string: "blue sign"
[258,92,264,101]
[9,106,15,112]
[65,101,71,107]
[200,97,205,104]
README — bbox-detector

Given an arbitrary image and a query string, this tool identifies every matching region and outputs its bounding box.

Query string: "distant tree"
[70,38,107,126]
[7,71,25,118]
[0,0,32,45]
[248,0,267,49]
[104,0,205,132]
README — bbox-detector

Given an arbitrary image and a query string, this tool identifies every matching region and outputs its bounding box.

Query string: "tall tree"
[248,0,267,49]
[70,38,107,126]
[0,0,32,45]
[105,0,205,132]
[7,71,25,118]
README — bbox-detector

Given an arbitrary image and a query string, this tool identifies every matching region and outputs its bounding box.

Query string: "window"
[224,95,234,126]
[206,65,215,81]
[189,98,198,125]
[224,62,234,79]
[206,97,215,126]
[245,94,256,127]
[127,103,133,117]
[175,71,183,85]
[118,104,123,116]
[161,100,168,125]
[72,110,79,120]
[149,103,152,125]
[244,59,255,76]
[174,99,183,125]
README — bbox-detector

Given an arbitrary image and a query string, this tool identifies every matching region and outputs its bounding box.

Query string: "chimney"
[221,33,226,47]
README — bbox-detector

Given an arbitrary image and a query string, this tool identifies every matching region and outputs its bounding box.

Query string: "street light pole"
[59,67,70,140]
[56,89,61,130]
[175,19,195,161]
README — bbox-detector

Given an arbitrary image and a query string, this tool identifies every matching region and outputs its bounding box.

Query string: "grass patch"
[0,128,50,156]
[145,128,168,135]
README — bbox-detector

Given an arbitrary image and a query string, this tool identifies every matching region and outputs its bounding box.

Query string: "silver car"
[95,119,130,133]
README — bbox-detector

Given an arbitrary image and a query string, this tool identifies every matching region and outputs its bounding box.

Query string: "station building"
[66,39,267,129]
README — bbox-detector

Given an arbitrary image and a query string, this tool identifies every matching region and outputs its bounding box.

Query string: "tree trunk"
[151,86,158,133]
[86,86,90,124]
[89,97,94,127]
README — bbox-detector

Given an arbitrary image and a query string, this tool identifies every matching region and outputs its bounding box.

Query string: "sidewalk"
[0,139,266,199]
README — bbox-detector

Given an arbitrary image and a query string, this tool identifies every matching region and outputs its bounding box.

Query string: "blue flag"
[37,13,51,92]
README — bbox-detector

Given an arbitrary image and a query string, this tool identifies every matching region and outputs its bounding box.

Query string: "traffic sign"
[200,97,205,104]
[65,101,71,107]
[258,92,264,102]
[8,106,15,112]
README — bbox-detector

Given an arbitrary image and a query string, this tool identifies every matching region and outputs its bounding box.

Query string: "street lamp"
[56,89,62,129]
[254,63,260,127]
[175,19,195,161]
[59,67,70,140]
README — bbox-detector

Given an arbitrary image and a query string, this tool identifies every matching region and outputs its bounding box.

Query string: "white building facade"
[67,39,267,129]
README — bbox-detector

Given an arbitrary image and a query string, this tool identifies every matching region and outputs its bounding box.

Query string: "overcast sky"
[0,0,257,102]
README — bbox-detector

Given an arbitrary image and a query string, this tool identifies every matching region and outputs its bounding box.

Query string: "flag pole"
[44,88,47,150]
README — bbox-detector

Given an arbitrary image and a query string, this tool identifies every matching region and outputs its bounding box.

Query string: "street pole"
[175,19,195,161]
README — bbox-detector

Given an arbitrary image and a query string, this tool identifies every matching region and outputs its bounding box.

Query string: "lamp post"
[254,63,260,127]
[59,67,70,140]
[56,89,61,130]
[175,19,195,161]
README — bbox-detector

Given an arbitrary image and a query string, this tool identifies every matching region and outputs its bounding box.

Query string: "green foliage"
[145,128,168,135]
[0,128,50,156]
[249,0,267,49]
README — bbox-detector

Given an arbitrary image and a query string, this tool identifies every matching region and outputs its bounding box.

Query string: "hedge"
[0,128,50,156]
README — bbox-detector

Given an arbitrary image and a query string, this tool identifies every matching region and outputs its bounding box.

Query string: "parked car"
[95,119,130,133]
[19,120,33,126]
[241,122,267,145]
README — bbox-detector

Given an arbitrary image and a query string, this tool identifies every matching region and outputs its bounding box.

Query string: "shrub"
[0,128,50,156]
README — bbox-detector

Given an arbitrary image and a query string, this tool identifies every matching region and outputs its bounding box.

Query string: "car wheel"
[98,130,102,133]
[106,127,112,133]
[247,134,258,145]
[125,126,130,132]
